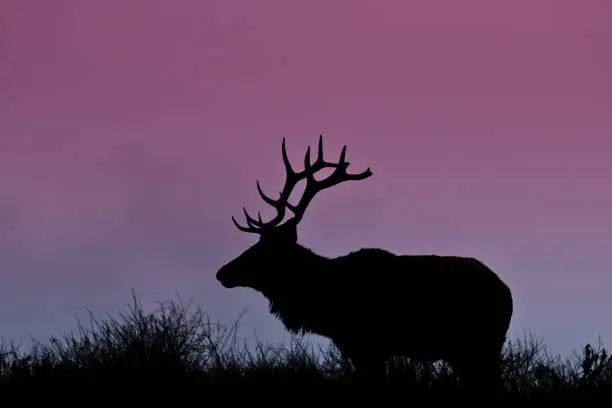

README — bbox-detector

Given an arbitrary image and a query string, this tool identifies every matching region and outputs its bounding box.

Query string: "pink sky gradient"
[0,0,611,355]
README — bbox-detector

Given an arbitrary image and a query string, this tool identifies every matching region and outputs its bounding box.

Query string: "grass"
[0,292,610,405]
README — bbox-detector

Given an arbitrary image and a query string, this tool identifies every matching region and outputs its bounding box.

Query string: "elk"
[216,135,513,389]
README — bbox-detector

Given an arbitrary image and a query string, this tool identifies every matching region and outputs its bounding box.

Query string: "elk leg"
[350,354,386,383]
[334,340,386,383]
[450,347,504,402]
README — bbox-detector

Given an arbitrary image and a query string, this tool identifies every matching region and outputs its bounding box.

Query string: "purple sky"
[1,0,611,356]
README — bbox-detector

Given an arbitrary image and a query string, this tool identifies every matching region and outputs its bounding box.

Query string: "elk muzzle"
[215,264,235,288]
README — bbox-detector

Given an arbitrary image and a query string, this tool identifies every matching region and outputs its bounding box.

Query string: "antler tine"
[232,137,300,234]
[231,205,272,235]
[232,216,258,233]
[307,135,345,171]
[256,180,278,208]
[317,134,324,162]
[286,139,373,222]
[304,135,331,172]
[281,137,296,180]
[252,137,302,227]
[243,207,263,228]
[339,145,347,163]
[303,146,311,171]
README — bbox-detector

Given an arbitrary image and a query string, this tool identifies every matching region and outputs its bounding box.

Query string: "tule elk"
[216,135,513,389]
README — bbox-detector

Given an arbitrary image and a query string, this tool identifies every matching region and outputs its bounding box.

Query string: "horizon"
[1,0,611,357]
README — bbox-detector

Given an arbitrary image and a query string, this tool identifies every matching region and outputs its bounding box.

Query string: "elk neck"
[287,243,329,270]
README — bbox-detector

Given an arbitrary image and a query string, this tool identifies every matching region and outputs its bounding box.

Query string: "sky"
[0,0,611,357]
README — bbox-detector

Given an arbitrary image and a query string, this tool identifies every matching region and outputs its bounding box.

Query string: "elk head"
[216,135,373,290]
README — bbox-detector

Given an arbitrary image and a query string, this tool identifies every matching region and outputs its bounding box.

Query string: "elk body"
[216,136,513,389]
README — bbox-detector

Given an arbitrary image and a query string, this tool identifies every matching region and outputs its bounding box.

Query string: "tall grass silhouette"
[0,292,610,404]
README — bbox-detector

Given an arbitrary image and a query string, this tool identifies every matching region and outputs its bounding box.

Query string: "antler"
[232,135,373,234]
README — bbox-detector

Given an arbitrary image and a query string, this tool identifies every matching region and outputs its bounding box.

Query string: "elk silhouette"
[217,135,513,389]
